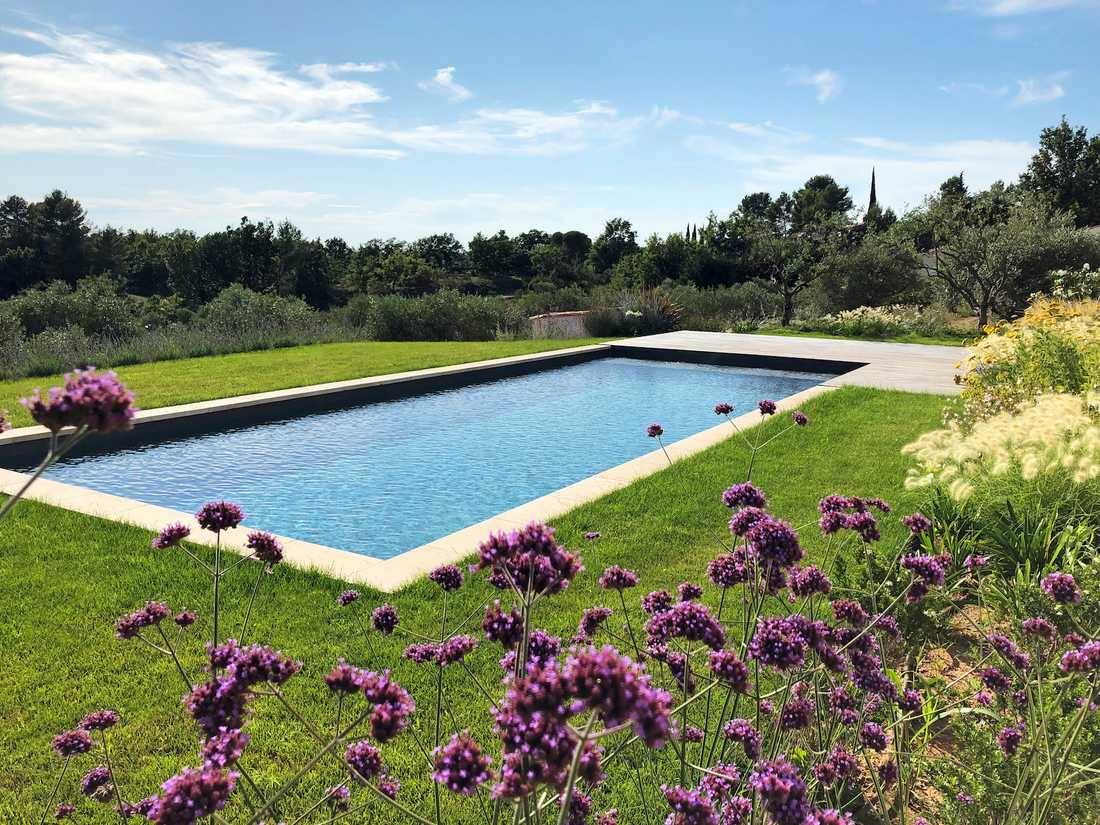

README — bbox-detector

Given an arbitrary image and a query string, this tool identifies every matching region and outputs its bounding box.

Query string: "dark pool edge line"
[608,343,865,376]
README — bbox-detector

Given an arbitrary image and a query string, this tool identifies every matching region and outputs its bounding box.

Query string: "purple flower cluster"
[709,650,749,691]
[748,617,807,670]
[146,767,237,824]
[902,512,933,535]
[52,728,93,757]
[813,747,859,786]
[818,495,889,543]
[1060,641,1100,673]
[721,482,766,509]
[749,756,810,825]
[791,410,808,426]
[576,606,612,641]
[185,644,300,737]
[1042,571,1082,605]
[201,728,249,768]
[115,601,172,639]
[372,604,400,635]
[337,589,359,606]
[707,552,751,588]
[80,766,112,796]
[790,565,832,598]
[195,501,245,534]
[345,740,383,781]
[432,731,493,795]
[663,784,719,825]
[747,516,803,568]
[646,423,664,438]
[436,635,478,666]
[599,565,639,590]
[987,633,1032,671]
[998,725,1024,756]
[482,601,523,649]
[642,589,674,616]
[722,718,761,759]
[22,368,136,434]
[358,670,416,742]
[677,581,703,601]
[645,601,726,650]
[714,402,733,415]
[698,763,740,801]
[475,522,582,596]
[859,722,888,752]
[152,523,191,550]
[1022,617,1057,642]
[429,564,464,592]
[564,646,673,747]
[758,399,777,415]
[79,709,119,731]
[246,530,283,566]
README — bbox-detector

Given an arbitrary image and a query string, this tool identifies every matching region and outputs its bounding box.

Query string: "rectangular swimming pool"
[5,355,831,558]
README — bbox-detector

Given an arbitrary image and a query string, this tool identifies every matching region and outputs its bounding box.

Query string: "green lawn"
[749,326,970,347]
[0,339,606,429]
[0,386,945,822]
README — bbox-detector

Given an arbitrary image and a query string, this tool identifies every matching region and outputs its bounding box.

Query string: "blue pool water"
[32,357,828,558]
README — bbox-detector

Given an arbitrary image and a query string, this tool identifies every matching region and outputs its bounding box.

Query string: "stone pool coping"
[0,334,960,591]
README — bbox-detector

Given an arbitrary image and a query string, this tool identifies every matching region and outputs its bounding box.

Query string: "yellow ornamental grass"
[902,393,1100,499]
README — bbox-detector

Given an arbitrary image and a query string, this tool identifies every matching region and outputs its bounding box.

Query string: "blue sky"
[0,0,1096,242]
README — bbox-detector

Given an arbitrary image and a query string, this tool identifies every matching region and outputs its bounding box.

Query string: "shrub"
[362,291,524,341]
[198,284,317,334]
[957,297,1100,422]
[800,304,960,340]
[5,276,140,338]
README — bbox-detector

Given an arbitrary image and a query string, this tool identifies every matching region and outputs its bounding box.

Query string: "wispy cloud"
[0,26,645,158]
[939,80,1011,97]
[784,66,843,103]
[418,66,473,102]
[1013,71,1070,104]
[949,0,1096,15]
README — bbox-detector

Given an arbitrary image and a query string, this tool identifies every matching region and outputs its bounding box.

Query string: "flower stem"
[38,756,70,825]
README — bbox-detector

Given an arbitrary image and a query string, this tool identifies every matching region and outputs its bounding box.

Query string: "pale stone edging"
[0,383,833,593]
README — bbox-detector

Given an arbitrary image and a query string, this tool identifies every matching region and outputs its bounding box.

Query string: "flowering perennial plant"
[12,376,1100,825]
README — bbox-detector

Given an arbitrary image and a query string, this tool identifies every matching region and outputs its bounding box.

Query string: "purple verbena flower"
[358,670,415,742]
[146,768,236,824]
[576,607,612,641]
[998,725,1024,756]
[79,710,119,732]
[748,756,810,825]
[345,740,383,782]
[663,784,719,825]
[22,368,136,434]
[647,423,664,438]
[678,581,703,601]
[645,601,726,650]
[721,482,766,509]
[429,564,464,592]
[246,531,282,566]
[115,601,172,640]
[722,719,760,759]
[748,617,807,670]
[174,610,196,628]
[433,731,492,795]
[371,604,399,635]
[707,552,751,588]
[195,501,245,534]
[482,601,523,649]
[80,766,112,797]
[437,635,478,666]
[1022,617,1057,642]
[337,589,359,606]
[325,660,365,692]
[709,650,749,692]
[474,522,582,596]
[790,565,832,598]
[859,722,888,752]
[51,728,90,761]
[1042,572,1082,605]
[757,399,777,416]
[714,402,733,416]
[152,523,191,550]
[201,728,249,768]
[642,589,675,616]
[600,565,639,590]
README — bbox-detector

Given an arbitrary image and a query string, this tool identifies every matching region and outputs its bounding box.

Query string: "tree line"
[2,118,1099,327]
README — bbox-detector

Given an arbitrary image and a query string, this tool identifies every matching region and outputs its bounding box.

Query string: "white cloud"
[1013,71,1070,104]
[784,66,842,103]
[727,120,811,143]
[0,26,645,158]
[418,66,473,102]
[939,81,1011,96]
[686,133,1033,212]
[949,0,1096,15]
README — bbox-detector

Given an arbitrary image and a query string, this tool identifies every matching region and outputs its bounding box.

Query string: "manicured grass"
[750,326,970,347]
[0,387,946,822]
[0,339,607,429]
